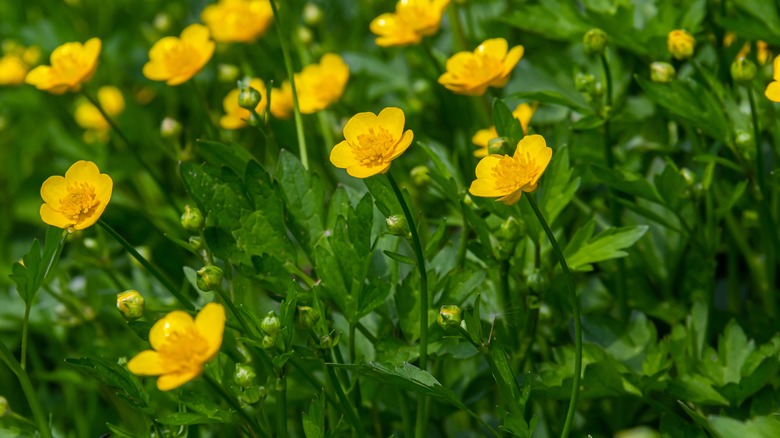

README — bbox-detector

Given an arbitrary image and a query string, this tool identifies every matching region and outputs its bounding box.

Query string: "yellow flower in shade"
[0,55,28,86]
[270,82,294,118]
[438,38,524,96]
[271,53,350,116]
[201,0,273,43]
[220,78,268,129]
[667,30,695,60]
[370,0,450,47]
[330,107,414,178]
[25,38,101,94]
[469,134,552,205]
[128,303,225,391]
[74,85,125,134]
[143,24,215,86]
[765,55,780,102]
[472,103,537,157]
[40,160,113,230]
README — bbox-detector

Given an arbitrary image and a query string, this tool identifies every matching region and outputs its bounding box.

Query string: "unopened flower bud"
[731,57,757,83]
[0,396,8,418]
[261,311,280,337]
[297,306,320,329]
[583,28,608,55]
[668,29,695,60]
[160,117,182,138]
[181,205,204,231]
[217,64,240,83]
[437,305,462,330]
[153,13,172,33]
[574,72,596,94]
[238,85,262,110]
[302,3,323,26]
[487,137,509,155]
[197,265,224,291]
[117,290,145,320]
[497,216,525,241]
[679,168,695,187]
[234,363,256,387]
[262,335,276,349]
[297,26,313,45]
[317,335,332,349]
[386,215,410,237]
[650,62,676,83]
[410,165,431,186]
[188,235,203,250]
[463,194,475,208]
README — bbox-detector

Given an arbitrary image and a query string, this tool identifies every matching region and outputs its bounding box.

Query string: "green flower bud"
[410,165,431,186]
[731,57,757,83]
[319,335,333,349]
[650,62,676,84]
[239,385,264,404]
[153,13,172,33]
[260,311,280,338]
[386,215,410,237]
[262,335,276,349]
[463,193,475,208]
[574,72,596,95]
[238,86,262,110]
[0,396,8,418]
[297,26,313,45]
[437,305,462,330]
[116,290,145,321]
[181,205,204,231]
[583,28,608,55]
[487,137,509,155]
[496,216,525,242]
[83,237,99,250]
[160,117,182,139]
[188,235,203,250]
[297,306,321,330]
[302,3,323,26]
[679,168,695,188]
[234,363,257,388]
[217,63,240,83]
[197,265,224,292]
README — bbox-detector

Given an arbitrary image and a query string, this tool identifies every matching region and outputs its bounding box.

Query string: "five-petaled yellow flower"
[668,30,695,60]
[766,54,780,102]
[220,78,269,129]
[469,134,552,205]
[472,102,536,157]
[128,303,225,391]
[143,24,215,86]
[370,0,450,47]
[438,38,524,96]
[25,38,101,94]
[271,53,349,115]
[201,0,273,43]
[40,160,113,231]
[74,85,125,137]
[330,107,414,178]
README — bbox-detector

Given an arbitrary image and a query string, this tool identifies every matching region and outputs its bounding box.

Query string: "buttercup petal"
[474,155,502,179]
[82,38,102,64]
[25,65,54,88]
[127,350,167,376]
[343,111,379,145]
[497,190,523,205]
[388,129,414,160]
[194,303,226,362]
[468,177,499,197]
[502,45,525,76]
[515,134,547,158]
[528,148,552,186]
[149,310,195,351]
[156,369,201,391]
[143,62,169,81]
[377,107,406,141]
[347,162,390,178]
[40,175,68,206]
[65,160,101,182]
[766,81,780,102]
[39,204,72,229]
[148,37,180,61]
[181,24,211,44]
[330,140,358,168]
[476,38,508,59]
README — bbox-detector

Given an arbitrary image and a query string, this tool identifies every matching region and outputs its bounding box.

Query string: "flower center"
[490,152,541,193]
[157,327,210,372]
[352,127,395,168]
[59,182,100,222]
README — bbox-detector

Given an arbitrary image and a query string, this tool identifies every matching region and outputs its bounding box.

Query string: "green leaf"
[276,149,325,252]
[364,175,402,218]
[65,357,149,410]
[540,146,579,225]
[504,0,591,41]
[461,202,494,258]
[424,220,448,258]
[9,226,66,304]
[196,139,254,176]
[464,294,483,345]
[565,225,649,271]
[302,394,325,438]
[383,250,416,265]
[493,98,525,144]
[591,164,662,202]
[156,411,231,426]
[709,414,780,436]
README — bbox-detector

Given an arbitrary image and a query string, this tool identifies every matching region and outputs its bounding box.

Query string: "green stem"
[276,374,287,438]
[269,0,309,170]
[0,340,51,438]
[190,80,218,138]
[448,4,469,51]
[525,195,581,438]
[420,40,444,76]
[385,173,429,437]
[20,303,31,371]
[317,111,336,153]
[203,372,265,438]
[325,364,365,437]
[97,220,194,311]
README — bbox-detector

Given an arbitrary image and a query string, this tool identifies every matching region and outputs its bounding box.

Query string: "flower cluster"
[438,38,524,96]
[26,38,101,93]
[0,41,39,86]
[370,0,450,47]
[472,103,536,157]
[271,53,350,117]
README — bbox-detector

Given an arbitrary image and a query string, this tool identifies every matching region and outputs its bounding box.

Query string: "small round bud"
[117,290,145,321]
[262,335,276,349]
[410,165,431,186]
[188,235,203,250]
[297,26,313,45]
[574,72,596,94]
[260,311,281,338]
[731,57,757,83]
[386,215,410,237]
[160,117,182,139]
[302,3,323,26]
[679,168,696,187]
[668,29,695,60]
[487,137,509,155]
[217,64,240,83]
[181,205,204,231]
[496,216,525,242]
[83,237,99,250]
[234,363,257,387]
[583,28,608,55]
[463,194,475,208]
[412,78,430,95]
[319,335,333,349]
[650,62,676,83]
[197,265,224,291]
[437,305,462,330]
[238,86,262,110]
[153,13,172,33]
[297,306,320,330]
[0,396,8,418]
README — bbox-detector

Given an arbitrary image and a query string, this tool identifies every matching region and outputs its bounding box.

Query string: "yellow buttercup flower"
[40,160,113,231]
[330,107,414,178]
[143,24,215,86]
[128,303,225,391]
[74,85,125,134]
[370,0,450,47]
[25,38,101,94]
[0,55,28,86]
[668,30,695,60]
[201,0,273,43]
[472,103,536,157]
[469,134,552,205]
[271,53,350,116]
[220,78,268,129]
[765,54,780,102]
[270,82,294,118]
[438,38,524,96]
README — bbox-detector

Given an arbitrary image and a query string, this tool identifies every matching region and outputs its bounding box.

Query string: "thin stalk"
[0,340,51,438]
[269,0,309,169]
[317,111,337,153]
[525,195,581,438]
[457,211,470,268]
[20,303,31,370]
[203,372,266,438]
[385,173,429,437]
[276,375,287,438]
[190,80,218,138]
[397,390,414,438]
[98,220,194,311]
[325,364,365,437]
[420,40,444,76]
[447,4,469,51]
